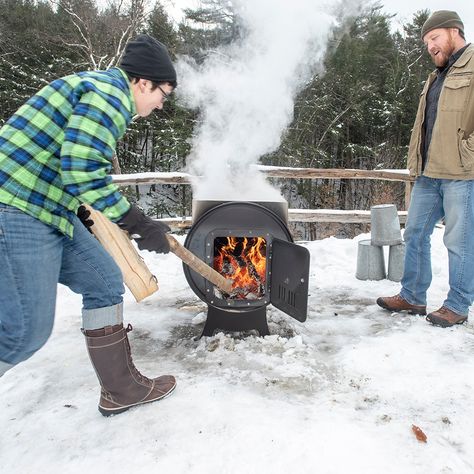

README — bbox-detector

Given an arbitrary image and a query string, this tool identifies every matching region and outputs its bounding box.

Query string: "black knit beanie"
[120,34,177,88]
[421,10,464,39]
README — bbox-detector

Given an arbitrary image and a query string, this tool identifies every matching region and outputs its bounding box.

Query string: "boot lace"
[124,323,153,385]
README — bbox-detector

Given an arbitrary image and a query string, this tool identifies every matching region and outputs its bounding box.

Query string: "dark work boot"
[83,323,176,416]
[376,294,426,315]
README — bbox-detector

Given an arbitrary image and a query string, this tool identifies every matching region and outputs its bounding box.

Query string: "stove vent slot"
[278,285,296,308]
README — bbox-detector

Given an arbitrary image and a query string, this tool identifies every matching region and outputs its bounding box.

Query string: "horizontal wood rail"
[111,166,413,186]
[159,209,408,230]
[111,166,413,228]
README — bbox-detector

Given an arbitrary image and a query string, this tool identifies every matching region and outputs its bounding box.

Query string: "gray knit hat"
[421,10,464,39]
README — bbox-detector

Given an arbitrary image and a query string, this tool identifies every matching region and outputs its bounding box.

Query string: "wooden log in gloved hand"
[84,204,158,302]
[165,234,234,294]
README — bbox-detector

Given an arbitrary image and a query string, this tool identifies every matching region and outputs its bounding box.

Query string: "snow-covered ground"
[1,228,474,474]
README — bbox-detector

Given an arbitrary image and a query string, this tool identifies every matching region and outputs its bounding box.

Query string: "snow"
[1,228,474,473]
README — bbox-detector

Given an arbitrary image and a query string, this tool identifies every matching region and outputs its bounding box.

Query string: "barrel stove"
[183,199,310,337]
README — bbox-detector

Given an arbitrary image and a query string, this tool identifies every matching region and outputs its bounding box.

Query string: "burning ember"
[213,236,267,299]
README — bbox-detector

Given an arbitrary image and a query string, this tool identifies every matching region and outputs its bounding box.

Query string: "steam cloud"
[177,0,364,202]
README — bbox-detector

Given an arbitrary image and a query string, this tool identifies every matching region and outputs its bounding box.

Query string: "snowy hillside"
[1,228,473,474]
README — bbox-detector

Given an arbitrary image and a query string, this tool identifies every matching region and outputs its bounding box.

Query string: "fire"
[213,236,267,299]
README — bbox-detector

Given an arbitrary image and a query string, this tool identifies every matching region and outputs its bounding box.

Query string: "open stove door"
[269,238,310,322]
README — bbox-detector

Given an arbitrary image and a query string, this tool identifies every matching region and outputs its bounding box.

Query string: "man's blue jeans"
[400,176,474,316]
[0,204,125,368]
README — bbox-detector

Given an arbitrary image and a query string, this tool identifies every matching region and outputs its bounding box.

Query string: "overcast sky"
[162,0,474,40]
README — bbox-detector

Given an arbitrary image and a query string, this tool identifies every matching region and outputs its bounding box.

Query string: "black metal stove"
[183,199,310,337]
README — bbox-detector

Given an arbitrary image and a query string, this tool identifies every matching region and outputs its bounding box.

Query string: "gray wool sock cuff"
[82,302,124,330]
[0,360,13,377]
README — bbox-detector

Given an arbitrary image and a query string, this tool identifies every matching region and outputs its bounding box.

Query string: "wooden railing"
[112,165,414,229]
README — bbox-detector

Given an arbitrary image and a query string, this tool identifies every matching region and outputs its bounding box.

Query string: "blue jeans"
[0,204,125,367]
[400,176,474,316]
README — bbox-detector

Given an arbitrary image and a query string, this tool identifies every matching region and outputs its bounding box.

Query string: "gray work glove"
[118,204,171,254]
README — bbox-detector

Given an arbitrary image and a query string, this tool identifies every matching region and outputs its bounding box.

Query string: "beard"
[430,37,456,67]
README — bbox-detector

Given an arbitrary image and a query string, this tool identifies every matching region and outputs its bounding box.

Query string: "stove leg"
[199,306,270,338]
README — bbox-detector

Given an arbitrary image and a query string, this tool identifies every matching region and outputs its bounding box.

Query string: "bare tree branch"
[48,0,149,70]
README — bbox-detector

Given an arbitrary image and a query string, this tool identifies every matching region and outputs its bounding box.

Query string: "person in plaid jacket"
[0,35,178,416]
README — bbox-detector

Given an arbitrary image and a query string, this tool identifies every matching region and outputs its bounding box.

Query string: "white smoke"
[177,0,364,201]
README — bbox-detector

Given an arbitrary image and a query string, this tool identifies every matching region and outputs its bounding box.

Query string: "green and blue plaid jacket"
[0,67,135,237]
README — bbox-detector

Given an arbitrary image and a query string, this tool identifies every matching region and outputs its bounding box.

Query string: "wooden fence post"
[404,181,413,211]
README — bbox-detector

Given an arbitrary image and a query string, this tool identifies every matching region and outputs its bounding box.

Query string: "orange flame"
[213,237,267,299]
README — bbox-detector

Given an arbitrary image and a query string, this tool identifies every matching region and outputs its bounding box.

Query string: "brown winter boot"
[426,306,468,328]
[376,294,426,315]
[83,323,176,416]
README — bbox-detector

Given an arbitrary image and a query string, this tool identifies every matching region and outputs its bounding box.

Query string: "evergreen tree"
[0,0,78,122]
[178,0,242,62]
[387,10,432,158]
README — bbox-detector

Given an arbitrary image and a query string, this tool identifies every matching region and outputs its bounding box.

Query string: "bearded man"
[377,11,474,328]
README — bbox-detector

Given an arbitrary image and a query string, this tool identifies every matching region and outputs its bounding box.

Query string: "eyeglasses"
[157,85,172,103]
